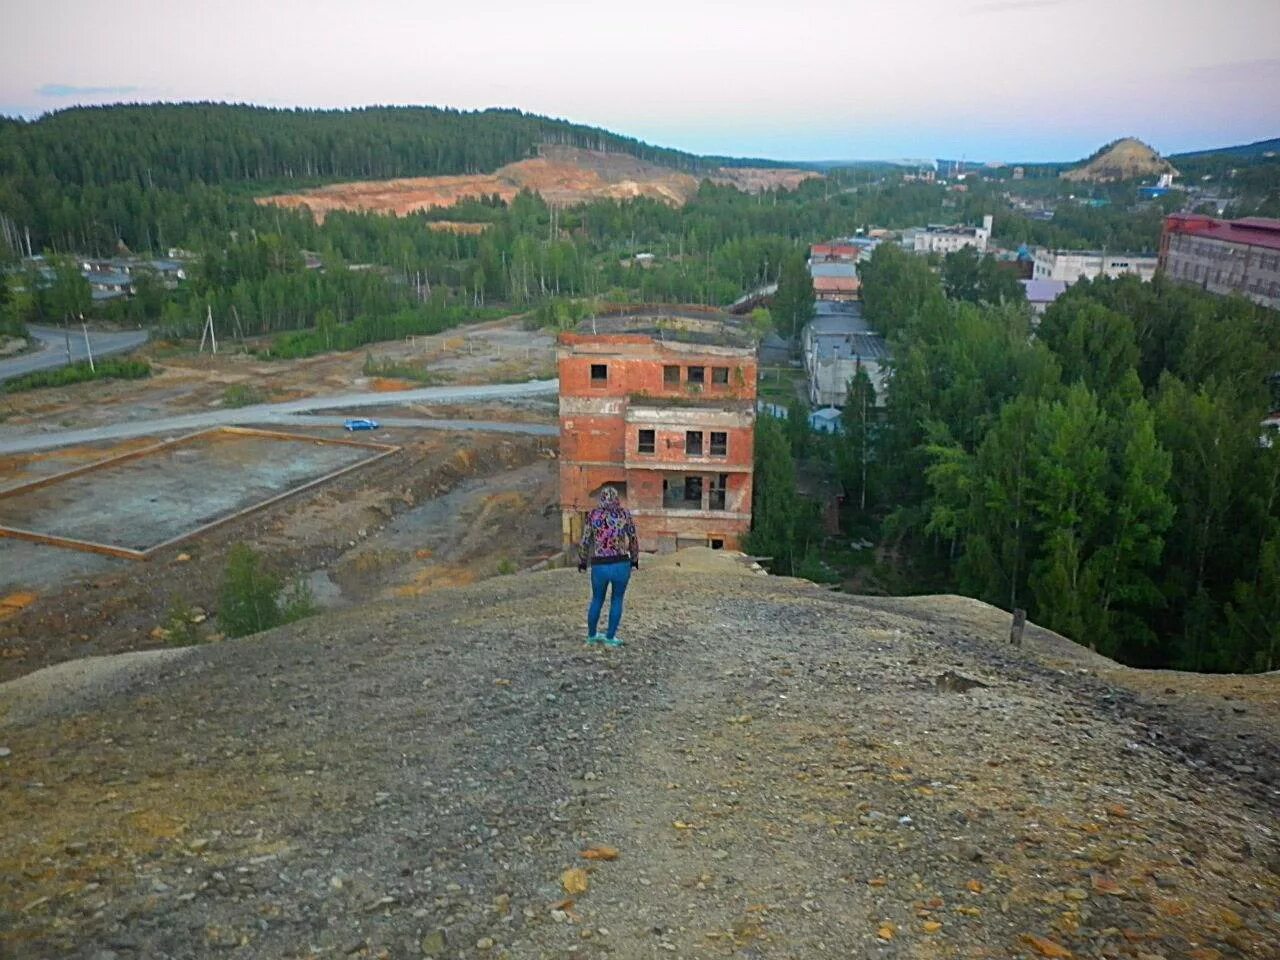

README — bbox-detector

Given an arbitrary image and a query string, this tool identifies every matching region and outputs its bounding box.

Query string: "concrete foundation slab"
[0,428,398,558]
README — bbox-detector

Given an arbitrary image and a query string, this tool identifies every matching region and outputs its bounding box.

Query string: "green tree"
[942,246,1025,306]
[839,366,877,511]
[1027,384,1110,644]
[1225,533,1280,672]
[773,250,815,341]
[1036,298,1139,398]
[745,414,819,575]
[218,543,315,638]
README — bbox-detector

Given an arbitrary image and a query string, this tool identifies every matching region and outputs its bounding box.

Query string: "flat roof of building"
[567,312,754,349]
[1022,278,1068,303]
[809,262,858,279]
[808,312,872,336]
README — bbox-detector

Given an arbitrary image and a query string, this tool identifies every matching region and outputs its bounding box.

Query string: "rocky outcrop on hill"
[2,550,1277,958]
[1062,138,1179,183]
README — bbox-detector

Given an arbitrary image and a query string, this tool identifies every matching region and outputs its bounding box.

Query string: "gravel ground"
[1,550,1277,959]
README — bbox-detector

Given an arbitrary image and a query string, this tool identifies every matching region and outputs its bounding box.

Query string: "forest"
[821,245,1279,674]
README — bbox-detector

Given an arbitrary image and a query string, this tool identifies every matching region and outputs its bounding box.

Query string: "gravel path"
[1,551,1277,959]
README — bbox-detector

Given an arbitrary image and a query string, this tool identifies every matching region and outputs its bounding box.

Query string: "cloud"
[1187,58,1280,84]
[972,0,1069,11]
[37,83,140,98]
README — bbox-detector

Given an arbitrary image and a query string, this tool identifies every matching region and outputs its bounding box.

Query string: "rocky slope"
[1,550,1277,959]
[1062,138,1179,183]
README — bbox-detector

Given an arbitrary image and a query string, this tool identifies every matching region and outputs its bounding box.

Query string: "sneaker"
[586,634,605,645]
[602,636,624,648]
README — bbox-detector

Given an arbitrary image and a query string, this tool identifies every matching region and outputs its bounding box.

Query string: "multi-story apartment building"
[1159,214,1280,311]
[1032,247,1158,283]
[558,322,757,553]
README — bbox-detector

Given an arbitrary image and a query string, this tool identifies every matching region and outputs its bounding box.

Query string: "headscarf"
[598,486,621,508]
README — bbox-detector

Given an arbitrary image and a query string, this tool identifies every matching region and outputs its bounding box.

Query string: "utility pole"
[199,304,218,354]
[81,316,95,372]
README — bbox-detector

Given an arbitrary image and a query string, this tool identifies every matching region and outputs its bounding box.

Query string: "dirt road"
[2,551,1276,959]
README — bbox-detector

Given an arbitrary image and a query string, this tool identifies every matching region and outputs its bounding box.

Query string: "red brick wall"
[558,334,757,551]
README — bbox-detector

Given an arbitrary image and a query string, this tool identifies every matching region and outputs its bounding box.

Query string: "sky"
[3,0,1279,163]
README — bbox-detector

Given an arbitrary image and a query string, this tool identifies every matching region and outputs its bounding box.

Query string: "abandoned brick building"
[558,319,757,553]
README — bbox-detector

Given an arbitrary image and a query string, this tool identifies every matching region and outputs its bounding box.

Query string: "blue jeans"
[587,562,632,639]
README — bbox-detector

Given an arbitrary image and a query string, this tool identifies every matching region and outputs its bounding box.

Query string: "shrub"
[2,357,150,393]
[218,544,315,638]
[222,383,264,408]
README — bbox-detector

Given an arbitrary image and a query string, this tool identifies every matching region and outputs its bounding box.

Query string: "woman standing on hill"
[577,486,639,648]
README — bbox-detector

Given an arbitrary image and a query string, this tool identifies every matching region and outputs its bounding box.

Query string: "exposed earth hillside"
[259,146,819,220]
[1061,138,1179,183]
[2,550,1277,958]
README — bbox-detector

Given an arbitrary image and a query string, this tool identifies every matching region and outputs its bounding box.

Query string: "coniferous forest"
[841,246,1280,674]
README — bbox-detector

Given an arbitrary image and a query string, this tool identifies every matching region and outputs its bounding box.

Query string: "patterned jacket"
[578,489,640,567]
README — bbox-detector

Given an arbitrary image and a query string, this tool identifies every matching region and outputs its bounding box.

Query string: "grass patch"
[222,383,265,408]
[361,353,449,384]
[2,357,151,393]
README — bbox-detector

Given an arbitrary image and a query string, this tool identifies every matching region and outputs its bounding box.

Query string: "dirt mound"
[1062,137,1179,183]
[3,551,1278,957]
[259,145,819,220]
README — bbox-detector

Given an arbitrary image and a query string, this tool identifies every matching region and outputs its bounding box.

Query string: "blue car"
[343,418,380,431]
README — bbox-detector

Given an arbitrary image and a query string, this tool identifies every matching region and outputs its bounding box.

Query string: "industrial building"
[1159,214,1280,311]
[1031,247,1158,283]
[557,316,757,553]
[903,215,993,255]
[801,303,890,409]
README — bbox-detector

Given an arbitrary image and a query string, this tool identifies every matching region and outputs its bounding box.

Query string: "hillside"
[3,550,1277,958]
[0,103,712,191]
[1061,137,1179,183]
[1171,137,1280,160]
[258,145,819,219]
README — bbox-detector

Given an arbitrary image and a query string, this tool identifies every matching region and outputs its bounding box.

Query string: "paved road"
[0,325,150,382]
[276,414,558,436]
[0,380,559,454]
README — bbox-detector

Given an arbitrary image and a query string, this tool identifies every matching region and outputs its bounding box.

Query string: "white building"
[1032,248,1158,283]
[904,215,993,256]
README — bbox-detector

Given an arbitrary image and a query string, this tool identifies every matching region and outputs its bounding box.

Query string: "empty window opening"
[686,431,704,456]
[638,429,655,454]
[664,365,680,385]
[709,473,728,510]
[687,366,705,384]
[684,475,703,505]
[590,363,608,385]
[712,366,729,385]
[710,538,725,550]
[710,431,727,456]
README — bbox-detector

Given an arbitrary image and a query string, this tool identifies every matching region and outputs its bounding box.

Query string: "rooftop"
[568,312,754,349]
[808,311,873,337]
[1022,278,1069,303]
[813,332,890,362]
[809,262,857,279]
[1164,213,1280,253]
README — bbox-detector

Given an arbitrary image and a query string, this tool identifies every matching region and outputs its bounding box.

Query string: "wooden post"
[1010,608,1026,647]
